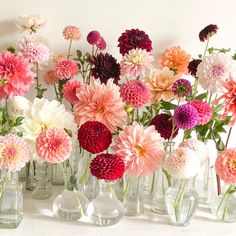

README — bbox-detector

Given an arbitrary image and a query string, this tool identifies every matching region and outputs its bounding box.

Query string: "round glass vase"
[53,168,89,221]
[0,171,23,229]
[87,180,124,226]
[165,179,199,226]
[211,185,236,222]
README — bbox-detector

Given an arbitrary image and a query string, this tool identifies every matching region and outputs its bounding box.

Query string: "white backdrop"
[0,0,235,146]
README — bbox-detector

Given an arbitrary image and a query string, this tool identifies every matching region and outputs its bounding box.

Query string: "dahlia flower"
[120,48,154,78]
[142,67,176,102]
[62,79,82,104]
[196,53,235,93]
[90,154,125,181]
[90,53,120,84]
[73,78,127,132]
[55,59,79,79]
[172,78,192,98]
[159,46,191,75]
[188,100,212,125]
[173,104,199,130]
[0,134,31,172]
[43,69,60,85]
[0,51,35,99]
[179,138,209,165]
[118,29,152,55]
[16,14,46,31]
[164,147,201,179]
[8,96,31,117]
[97,37,106,50]
[112,122,164,176]
[20,34,50,49]
[215,148,236,185]
[36,128,72,164]
[78,121,112,154]
[213,76,236,126]
[63,25,81,41]
[188,59,202,77]
[120,80,151,108]
[199,24,218,42]
[87,31,102,45]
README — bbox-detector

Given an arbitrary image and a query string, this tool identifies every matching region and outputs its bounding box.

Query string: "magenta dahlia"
[172,78,192,98]
[199,24,218,42]
[87,30,102,45]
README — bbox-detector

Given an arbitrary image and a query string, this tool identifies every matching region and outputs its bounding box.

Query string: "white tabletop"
[1,187,235,236]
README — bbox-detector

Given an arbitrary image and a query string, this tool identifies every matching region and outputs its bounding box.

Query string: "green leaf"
[76,50,82,58]
[64,128,72,137]
[217,139,225,151]
[160,101,177,110]
[195,92,207,100]
[14,116,24,126]
[0,79,8,88]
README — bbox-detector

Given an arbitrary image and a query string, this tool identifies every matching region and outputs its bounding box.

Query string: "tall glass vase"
[25,159,36,190]
[0,171,23,229]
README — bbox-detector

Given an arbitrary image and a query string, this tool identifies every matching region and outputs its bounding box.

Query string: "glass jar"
[25,159,36,190]
[165,179,199,226]
[87,180,124,226]
[0,171,23,229]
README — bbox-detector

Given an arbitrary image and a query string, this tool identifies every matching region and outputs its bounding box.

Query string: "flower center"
[135,144,145,156]
[232,160,236,169]
[3,146,16,161]
[98,106,105,114]
[131,55,142,65]
[212,65,224,77]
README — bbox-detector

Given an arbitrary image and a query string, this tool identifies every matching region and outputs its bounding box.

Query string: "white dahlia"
[16,14,46,31]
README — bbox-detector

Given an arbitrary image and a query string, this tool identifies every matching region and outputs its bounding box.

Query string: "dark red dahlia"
[118,29,152,55]
[90,53,120,84]
[90,153,125,181]
[188,59,202,77]
[199,24,218,42]
[150,113,179,140]
[78,121,112,154]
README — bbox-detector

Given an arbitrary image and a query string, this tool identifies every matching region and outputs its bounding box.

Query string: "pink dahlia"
[97,37,106,50]
[188,100,212,125]
[215,148,236,185]
[120,80,151,108]
[0,51,35,99]
[63,25,81,41]
[112,122,165,176]
[55,59,79,79]
[87,30,102,45]
[43,69,60,85]
[120,48,154,78]
[36,128,72,164]
[213,76,236,126]
[62,79,82,104]
[73,78,127,132]
[0,134,31,172]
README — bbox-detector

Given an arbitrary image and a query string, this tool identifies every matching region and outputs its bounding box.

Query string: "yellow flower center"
[135,144,145,156]
[2,146,16,161]
[131,55,142,65]
[232,160,236,169]
[98,106,105,114]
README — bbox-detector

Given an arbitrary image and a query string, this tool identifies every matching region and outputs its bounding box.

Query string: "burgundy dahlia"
[78,121,112,154]
[150,113,179,140]
[172,79,192,98]
[90,153,125,181]
[188,59,202,77]
[90,53,120,84]
[118,29,152,55]
[199,24,218,42]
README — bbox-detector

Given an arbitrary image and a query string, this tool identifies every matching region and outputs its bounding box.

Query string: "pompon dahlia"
[196,53,235,93]
[36,128,72,164]
[97,37,106,50]
[120,48,154,78]
[0,51,35,99]
[164,147,201,179]
[112,122,165,176]
[118,28,152,55]
[0,134,31,172]
[188,59,202,77]
[213,76,236,126]
[172,78,192,98]
[90,53,120,84]
[215,148,236,185]
[173,104,199,130]
[159,46,191,76]
[43,69,60,85]
[63,25,81,41]
[188,100,212,125]
[120,80,151,108]
[90,154,125,181]
[179,138,209,165]
[78,121,112,154]
[150,113,178,140]
[62,79,82,104]
[87,31,102,45]
[55,59,79,79]
[199,24,218,42]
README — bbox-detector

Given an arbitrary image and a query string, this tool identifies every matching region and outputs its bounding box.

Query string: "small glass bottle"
[87,180,124,226]
[0,171,23,229]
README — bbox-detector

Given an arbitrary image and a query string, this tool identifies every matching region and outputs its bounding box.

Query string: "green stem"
[150,172,156,195]
[0,171,9,200]
[108,182,116,197]
[53,84,60,101]
[79,155,91,185]
[35,62,41,98]
[162,168,172,187]
[67,40,73,59]
[225,127,232,148]
[208,91,213,104]
[123,176,131,201]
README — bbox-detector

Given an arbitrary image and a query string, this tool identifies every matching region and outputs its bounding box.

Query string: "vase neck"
[99,180,115,196]
[0,170,17,182]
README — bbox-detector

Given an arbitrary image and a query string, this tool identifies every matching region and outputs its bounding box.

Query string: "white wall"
[0,0,235,147]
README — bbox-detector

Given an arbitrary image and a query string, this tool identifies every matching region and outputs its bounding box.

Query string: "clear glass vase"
[87,180,124,226]
[0,171,23,229]
[53,168,89,221]
[123,176,144,216]
[211,185,236,222]
[165,179,199,226]
[25,159,36,190]
[32,162,52,199]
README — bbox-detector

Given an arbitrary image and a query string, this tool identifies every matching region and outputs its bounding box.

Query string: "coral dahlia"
[55,59,79,79]
[62,79,82,104]
[63,25,81,41]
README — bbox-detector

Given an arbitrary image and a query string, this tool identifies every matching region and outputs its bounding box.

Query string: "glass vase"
[25,159,36,190]
[211,185,236,222]
[123,176,144,216]
[32,162,52,199]
[0,171,23,229]
[165,179,199,226]
[87,180,124,226]
[53,168,89,221]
